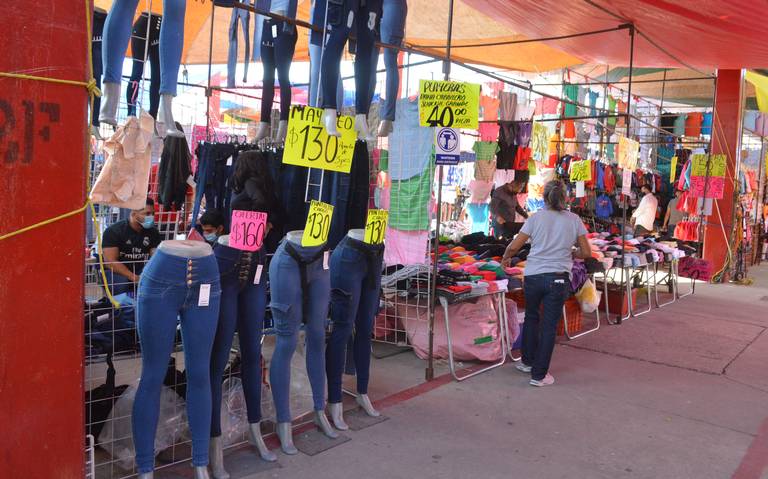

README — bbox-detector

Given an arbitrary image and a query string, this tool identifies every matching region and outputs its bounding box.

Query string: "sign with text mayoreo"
[419,80,480,129]
[283,106,356,173]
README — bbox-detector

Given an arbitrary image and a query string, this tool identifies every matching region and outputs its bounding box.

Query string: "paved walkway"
[164,265,768,479]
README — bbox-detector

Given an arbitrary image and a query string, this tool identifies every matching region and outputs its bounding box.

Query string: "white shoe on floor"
[529,374,555,387]
[515,363,532,373]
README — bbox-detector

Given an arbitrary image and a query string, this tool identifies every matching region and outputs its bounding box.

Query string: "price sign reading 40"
[230,210,268,251]
[418,79,479,129]
[302,200,334,247]
[283,105,356,173]
[364,209,388,245]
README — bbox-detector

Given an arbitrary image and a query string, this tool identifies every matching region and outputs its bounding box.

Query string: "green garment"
[389,157,436,231]
[564,83,579,117]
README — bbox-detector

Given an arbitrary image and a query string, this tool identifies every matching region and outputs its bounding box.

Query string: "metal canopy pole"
[618,23,635,321]
[426,0,455,381]
[204,1,216,141]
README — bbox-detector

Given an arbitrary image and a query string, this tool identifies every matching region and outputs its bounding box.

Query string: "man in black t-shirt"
[102,198,161,294]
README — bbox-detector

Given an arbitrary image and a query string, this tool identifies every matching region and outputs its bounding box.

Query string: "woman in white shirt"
[631,185,658,235]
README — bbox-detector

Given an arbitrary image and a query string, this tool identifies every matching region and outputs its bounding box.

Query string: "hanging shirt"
[496,122,519,170]
[701,112,713,135]
[389,98,434,180]
[473,141,499,181]
[685,112,703,137]
[595,194,614,218]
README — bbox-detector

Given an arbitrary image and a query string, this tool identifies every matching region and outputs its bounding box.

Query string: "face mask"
[141,215,155,229]
[204,232,218,243]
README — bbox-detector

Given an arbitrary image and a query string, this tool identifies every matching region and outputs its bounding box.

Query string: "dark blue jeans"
[260,19,298,122]
[226,4,250,88]
[326,236,383,403]
[91,10,107,126]
[127,13,161,118]
[268,240,330,422]
[191,143,236,227]
[319,0,382,112]
[369,0,407,120]
[133,250,221,473]
[522,272,569,381]
[210,245,267,437]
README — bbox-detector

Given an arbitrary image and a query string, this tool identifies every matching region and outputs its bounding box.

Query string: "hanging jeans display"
[268,240,330,423]
[210,245,267,437]
[319,0,383,113]
[369,0,407,121]
[91,10,107,126]
[133,249,221,473]
[325,141,370,248]
[191,143,238,228]
[127,13,162,118]
[260,19,298,122]
[226,4,250,88]
[102,0,185,96]
[326,236,384,403]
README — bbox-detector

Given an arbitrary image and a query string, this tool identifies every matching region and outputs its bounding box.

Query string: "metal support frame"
[628,263,654,317]
[440,291,509,382]
[676,260,697,298]
[653,259,678,307]
[562,273,608,339]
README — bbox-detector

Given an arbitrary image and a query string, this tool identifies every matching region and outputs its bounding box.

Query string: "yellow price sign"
[419,80,480,129]
[364,209,388,245]
[670,156,678,183]
[691,154,726,178]
[570,160,592,182]
[302,200,334,247]
[283,106,356,173]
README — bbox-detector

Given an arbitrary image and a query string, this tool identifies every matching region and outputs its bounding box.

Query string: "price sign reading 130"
[283,106,356,173]
[364,209,388,245]
[302,200,334,247]
[418,80,480,129]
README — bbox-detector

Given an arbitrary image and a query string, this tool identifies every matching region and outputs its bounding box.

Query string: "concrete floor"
[161,265,768,479]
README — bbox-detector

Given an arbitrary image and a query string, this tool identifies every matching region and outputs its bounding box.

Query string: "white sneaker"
[515,363,532,373]
[529,373,555,387]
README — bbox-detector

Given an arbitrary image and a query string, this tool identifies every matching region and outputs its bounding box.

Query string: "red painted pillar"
[703,69,744,281]
[0,2,88,478]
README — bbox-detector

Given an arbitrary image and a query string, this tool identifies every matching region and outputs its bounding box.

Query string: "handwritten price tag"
[230,210,267,251]
[364,209,388,245]
[691,154,726,178]
[689,176,725,199]
[419,80,480,129]
[670,155,678,183]
[570,160,592,182]
[283,106,356,173]
[617,136,639,170]
[621,168,632,196]
[302,200,334,247]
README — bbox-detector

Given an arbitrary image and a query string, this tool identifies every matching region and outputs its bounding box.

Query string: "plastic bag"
[98,382,188,471]
[575,279,601,313]
[219,377,249,447]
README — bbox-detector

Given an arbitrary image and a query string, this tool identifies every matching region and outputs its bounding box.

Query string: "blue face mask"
[141,215,155,229]
[204,232,218,243]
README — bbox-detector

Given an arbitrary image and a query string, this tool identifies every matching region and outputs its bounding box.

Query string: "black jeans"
[127,13,162,118]
[522,272,569,380]
[260,19,297,122]
[92,10,107,127]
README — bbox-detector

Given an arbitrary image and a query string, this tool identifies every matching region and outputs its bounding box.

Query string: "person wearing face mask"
[101,198,161,294]
[198,209,226,245]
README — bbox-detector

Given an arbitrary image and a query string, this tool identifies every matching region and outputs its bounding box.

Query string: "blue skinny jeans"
[102,0,185,95]
[210,245,267,436]
[522,272,568,381]
[326,235,383,403]
[133,250,221,473]
[268,240,329,423]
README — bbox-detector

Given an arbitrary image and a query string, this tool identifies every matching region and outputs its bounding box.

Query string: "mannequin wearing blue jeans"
[133,242,220,478]
[208,244,276,477]
[325,231,384,430]
[316,0,383,138]
[100,0,186,137]
[369,0,407,136]
[308,0,344,108]
[268,232,337,454]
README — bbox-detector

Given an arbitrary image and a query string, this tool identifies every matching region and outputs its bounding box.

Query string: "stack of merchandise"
[585,232,691,268]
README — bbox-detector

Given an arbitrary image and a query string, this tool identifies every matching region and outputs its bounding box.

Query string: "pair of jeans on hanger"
[127,13,162,118]
[308,0,343,107]
[226,3,250,88]
[102,0,185,96]
[191,143,237,228]
[368,0,407,121]
[91,10,107,126]
[133,249,221,473]
[326,235,384,403]
[260,19,298,122]
[317,0,382,113]
[268,240,330,423]
[209,245,267,437]
[521,272,569,381]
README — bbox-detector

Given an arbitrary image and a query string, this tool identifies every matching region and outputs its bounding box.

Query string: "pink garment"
[91,111,154,210]
[469,179,494,203]
[478,122,500,141]
[493,169,516,188]
[384,228,429,266]
[535,97,560,116]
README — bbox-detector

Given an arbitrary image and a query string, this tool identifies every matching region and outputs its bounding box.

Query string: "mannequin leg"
[180,288,221,470]
[241,9,251,83]
[126,16,147,117]
[147,41,161,119]
[352,262,382,416]
[100,0,140,125]
[133,280,183,474]
[275,24,298,137]
[306,261,332,412]
[319,10,352,111]
[91,11,106,128]
[226,8,239,88]
[158,0,185,136]
[259,20,277,128]
[353,3,378,116]
[209,284,238,437]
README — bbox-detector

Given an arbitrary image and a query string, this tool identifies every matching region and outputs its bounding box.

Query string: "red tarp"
[463,0,768,69]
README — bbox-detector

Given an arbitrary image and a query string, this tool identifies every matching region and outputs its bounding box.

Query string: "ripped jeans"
[326,235,383,403]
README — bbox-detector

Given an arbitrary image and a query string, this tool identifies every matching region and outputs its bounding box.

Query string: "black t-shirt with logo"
[102,220,161,275]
